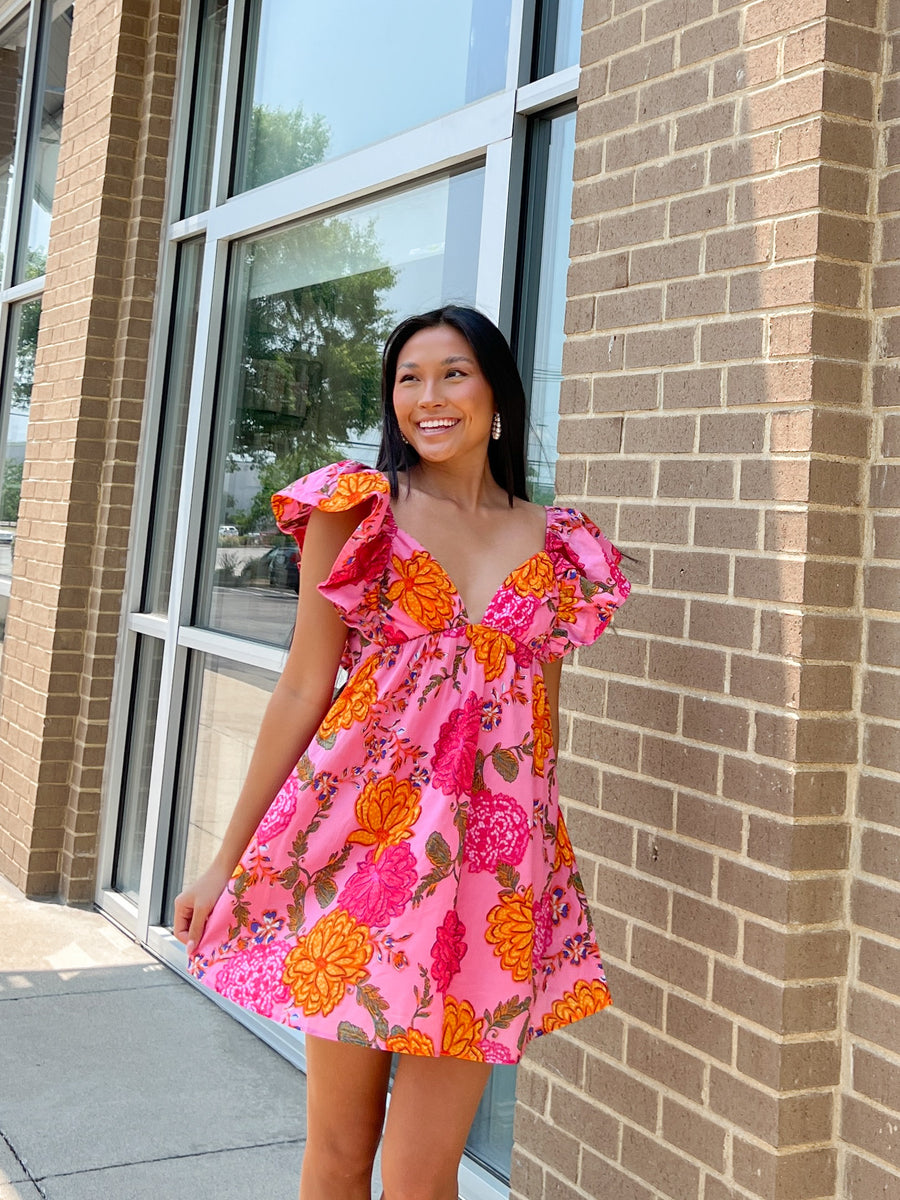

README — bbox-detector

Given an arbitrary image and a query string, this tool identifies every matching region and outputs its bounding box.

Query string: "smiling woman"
[174,306,630,1200]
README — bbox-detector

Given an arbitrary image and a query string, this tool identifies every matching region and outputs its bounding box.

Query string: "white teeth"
[418,419,458,429]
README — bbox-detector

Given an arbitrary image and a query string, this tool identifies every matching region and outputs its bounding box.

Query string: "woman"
[174,306,630,1200]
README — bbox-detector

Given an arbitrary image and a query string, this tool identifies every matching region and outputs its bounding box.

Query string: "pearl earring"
[491,412,501,441]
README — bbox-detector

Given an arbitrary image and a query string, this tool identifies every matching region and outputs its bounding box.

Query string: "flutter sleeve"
[271,460,392,625]
[540,508,631,660]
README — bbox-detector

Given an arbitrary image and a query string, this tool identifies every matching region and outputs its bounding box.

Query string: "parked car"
[218,524,239,541]
[241,545,299,592]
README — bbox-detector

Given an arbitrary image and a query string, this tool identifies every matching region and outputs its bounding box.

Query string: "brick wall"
[0,0,179,900]
[842,1,900,1194]
[511,3,898,1199]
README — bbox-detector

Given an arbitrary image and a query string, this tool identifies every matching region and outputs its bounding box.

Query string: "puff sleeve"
[539,508,630,660]
[271,460,391,626]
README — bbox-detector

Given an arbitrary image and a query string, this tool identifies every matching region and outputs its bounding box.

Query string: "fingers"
[172,893,192,946]
[186,906,210,959]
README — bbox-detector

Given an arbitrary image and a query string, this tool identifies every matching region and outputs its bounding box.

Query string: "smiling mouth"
[417,419,460,431]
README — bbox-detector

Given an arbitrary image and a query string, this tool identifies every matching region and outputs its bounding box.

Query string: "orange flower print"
[282,909,373,1017]
[486,886,535,983]
[508,553,555,598]
[386,1027,436,1056]
[270,492,292,527]
[441,996,485,1061]
[553,813,575,872]
[541,979,611,1033]
[532,673,554,778]
[347,776,422,860]
[318,654,378,741]
[386,552,456,630]
[556,581,579,624]
[318,470,389,512]
[466,625,515,682]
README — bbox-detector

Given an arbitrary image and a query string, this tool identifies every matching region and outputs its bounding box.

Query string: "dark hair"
[376,306,529,505]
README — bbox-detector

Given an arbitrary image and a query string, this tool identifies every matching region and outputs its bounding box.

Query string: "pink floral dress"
[189,461,630,1062]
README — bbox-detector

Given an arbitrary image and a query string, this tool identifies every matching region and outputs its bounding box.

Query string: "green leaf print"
[488,995,530,1030]
[491,747,519,782]
[313,874,338,909]
[337,1021,371,1047]
[495,862,520,892]
[425,831,452,868]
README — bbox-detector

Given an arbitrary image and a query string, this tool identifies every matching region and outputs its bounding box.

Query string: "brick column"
[841,1,900,1194]
[511,3,889,1200]
[0,0,180,900]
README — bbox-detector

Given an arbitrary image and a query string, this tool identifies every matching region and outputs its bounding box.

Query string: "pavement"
[0,875,312,1199]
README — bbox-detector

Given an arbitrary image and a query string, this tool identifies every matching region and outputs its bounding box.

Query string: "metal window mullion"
[163,0,202,225]
[475,119,528,335]
[509,0,537,89]
[176,624,286,675]
[0,0,39,295]
[204,92,516,248]
[208,0,245,209]
[515,64,579,114]
[133,231,229,935]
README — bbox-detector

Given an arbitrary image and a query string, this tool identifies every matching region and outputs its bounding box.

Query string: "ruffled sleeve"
[271,460,391,624]
[540,508,630,659]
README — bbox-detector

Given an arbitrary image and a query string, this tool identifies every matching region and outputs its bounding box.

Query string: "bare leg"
[299,1035,393,1200]
[380,1055,492,1200]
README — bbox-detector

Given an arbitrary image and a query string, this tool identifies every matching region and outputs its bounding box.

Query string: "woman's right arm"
[172,504,365,955]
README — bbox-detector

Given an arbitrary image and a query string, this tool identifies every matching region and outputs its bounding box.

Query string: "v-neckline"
[386,504,554,627]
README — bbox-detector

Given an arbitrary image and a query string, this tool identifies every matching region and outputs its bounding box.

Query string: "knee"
[306,1120,382,1184]
[380,1152,459,1200]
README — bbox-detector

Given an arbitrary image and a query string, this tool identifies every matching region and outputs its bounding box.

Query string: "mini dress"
[189,460,630,1063]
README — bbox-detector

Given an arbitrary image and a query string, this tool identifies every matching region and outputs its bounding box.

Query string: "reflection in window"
[142,239,204,613]
[519,110,576,505]
[0,298,42,578]
[234,0,510,192]
[164,654,278,923]
[182,0,228,217]
[0,10,30,281]
[198,169,483,644]
[18,3,73,281]
[113,637,165,900]
[534,0,583,77]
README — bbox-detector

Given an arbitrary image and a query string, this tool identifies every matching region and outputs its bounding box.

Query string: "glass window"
[182,0,228,217]
[164,654,278,923]
[534,0,582,77]
[142,238,205,613]
[113,636,166,900]
[0,9,30,282]
[197,168,484,645]
[17,2,73,281]
[234,0,511,193]
[0,297,41,577]
[518,110,576,504]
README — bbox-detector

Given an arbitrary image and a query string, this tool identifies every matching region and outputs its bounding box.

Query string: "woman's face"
[392,324,495,465]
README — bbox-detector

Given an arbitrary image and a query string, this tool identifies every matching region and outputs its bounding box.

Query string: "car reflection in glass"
[241,545,299,593]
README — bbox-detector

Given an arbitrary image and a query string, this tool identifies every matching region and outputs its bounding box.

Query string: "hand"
[173,863,233,958]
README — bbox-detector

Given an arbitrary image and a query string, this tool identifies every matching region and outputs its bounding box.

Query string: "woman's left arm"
[540,657,563,752]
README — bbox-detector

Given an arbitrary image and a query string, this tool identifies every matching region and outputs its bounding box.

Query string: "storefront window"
[0,9,30,282]
[0,297,41,576]
[113,636,166,900]
[165,654,278,922]
[198,168,484,645]
[142,238,205,613]
[234,0,511,192]
[182,0,228,217]
[17,2,73,281]
[519,110,577,505]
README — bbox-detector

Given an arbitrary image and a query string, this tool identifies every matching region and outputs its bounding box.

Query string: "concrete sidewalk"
[0,876,309,1199]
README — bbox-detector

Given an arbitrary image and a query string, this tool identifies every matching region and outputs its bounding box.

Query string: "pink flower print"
[431,694,482,796]
[257,772,299,842]
[340,843,418,927]
[479,1039,517,1064]
[463,790,529,874]
[485,589,540,640]
[533,894,553,969]
[328,528,390,588]
[430,910,467,994]
[213,939,292,1018]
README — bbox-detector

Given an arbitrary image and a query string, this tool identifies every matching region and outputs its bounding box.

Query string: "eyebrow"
[397,355,474,369]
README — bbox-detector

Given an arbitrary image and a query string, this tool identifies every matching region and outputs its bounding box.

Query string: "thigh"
[304,1034,393,1156]
[381,1055,492,1195]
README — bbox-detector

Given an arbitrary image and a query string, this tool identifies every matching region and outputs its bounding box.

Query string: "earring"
[491,412,501,441]
[400,432,410,445]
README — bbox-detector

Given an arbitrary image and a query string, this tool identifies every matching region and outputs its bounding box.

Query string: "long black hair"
[376,306,529,505]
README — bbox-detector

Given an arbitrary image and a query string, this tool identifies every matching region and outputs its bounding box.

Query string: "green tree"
[244,105,331,190]
[1,459,23,523]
